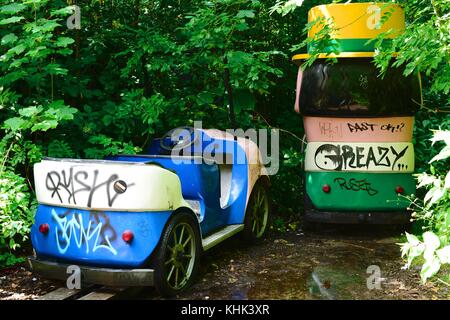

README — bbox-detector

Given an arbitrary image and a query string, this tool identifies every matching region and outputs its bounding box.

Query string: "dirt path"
[175,226,449,300]
[1,227,449,300]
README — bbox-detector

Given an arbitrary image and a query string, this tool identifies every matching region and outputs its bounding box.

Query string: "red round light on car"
[122,230,134,244]
[395,186,405,194]
[322,184,331,193]
[39,223,49,235]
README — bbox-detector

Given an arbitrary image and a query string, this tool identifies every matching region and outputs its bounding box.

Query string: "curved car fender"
[235,137,269,205]
[202,129,269,208]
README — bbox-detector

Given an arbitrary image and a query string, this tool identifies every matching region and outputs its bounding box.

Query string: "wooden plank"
[38,284,97,300]
[38,287,81,300]
[77,287,126,300]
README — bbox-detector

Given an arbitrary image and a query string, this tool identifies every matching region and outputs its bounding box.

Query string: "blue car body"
[31,129,260,269]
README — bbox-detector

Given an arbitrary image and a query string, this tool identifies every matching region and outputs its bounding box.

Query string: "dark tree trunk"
[223,56,237,129]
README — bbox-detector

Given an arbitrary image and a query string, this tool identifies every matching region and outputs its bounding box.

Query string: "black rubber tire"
[153,211,201,297]
[242,181,270,244]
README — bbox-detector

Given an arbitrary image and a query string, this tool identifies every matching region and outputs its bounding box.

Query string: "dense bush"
[379,0,449,283]
[0,170,36,266]
[401,130,450,283]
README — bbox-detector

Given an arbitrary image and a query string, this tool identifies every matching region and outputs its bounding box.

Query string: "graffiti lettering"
[319,121,343,139]
[45,168,134,208]
[347,122,405,133]
[89,211,117,245]
[334,177,378,196]
[359,75,369,89]
[347,122,376,133]
[311,143,412,172]
[52,209,117,255]
[380,122,405,133]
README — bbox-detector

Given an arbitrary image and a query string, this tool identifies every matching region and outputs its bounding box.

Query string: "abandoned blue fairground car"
[28,128,270,296]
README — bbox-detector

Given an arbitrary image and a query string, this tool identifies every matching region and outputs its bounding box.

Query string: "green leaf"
[236,10,255,19]
[45,64,68,76]
[8,43,26,55]
[51,7,74,17]
[56,106,77,120]
[0,3,26,15]
[47,140,75,158]
[19,106,42,118]
[423,231,441,260]
[429,146,450,163]
[445,171,450,189]
[430,130,450,146]
[1,33,18,45]
[0,16,24,25]
[420,257,441,283]
[197,91,214,104]
[31,119,59,132]
[405,232,420,246]
[25,46,51,59]
[227,50,253,65]
[3,117,26,132]
[57,48,73,56]
[436,246,450,264]
[46,101,77,120]
[409,243,426,260]
[235,23,249,31]
[424,186,446,206]
[0,70,27,84]
[9,57,28,68]
[417,173,437,188]
[102,114,113,126]
[55,37,75,47]
[39,20,61,32]
[46,100,66,109]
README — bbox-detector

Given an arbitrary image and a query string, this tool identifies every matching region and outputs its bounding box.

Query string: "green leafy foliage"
[0,170,36,267]
[47,140,75,158]
[401,130,450,283]
[0,0,78,266]
[373,0,450,95]
[84,135,142,159]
